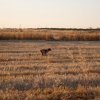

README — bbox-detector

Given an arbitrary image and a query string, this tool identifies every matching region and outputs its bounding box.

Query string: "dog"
[40,48,51,56]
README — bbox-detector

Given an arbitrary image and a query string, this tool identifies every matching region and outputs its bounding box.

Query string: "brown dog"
[40,48,51,56]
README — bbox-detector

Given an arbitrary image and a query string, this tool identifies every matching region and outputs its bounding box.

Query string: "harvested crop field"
[0,40,100,100]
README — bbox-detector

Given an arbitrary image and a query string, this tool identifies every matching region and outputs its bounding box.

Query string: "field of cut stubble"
[0,41,100,100]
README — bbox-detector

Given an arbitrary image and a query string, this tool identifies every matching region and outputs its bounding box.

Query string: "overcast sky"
[0,0,100,28]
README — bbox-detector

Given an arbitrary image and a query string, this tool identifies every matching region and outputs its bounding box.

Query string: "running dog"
[40,48,51,56]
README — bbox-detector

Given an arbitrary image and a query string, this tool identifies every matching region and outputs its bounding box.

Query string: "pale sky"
[0,0,100,28]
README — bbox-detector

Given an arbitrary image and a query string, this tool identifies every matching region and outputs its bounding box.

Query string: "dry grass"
[0,28,100,40]
[0,41,100,100]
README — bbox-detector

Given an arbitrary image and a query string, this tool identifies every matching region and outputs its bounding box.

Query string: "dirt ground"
[0,41,100,100]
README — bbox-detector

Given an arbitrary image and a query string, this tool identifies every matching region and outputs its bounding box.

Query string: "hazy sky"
[0,0,100,28]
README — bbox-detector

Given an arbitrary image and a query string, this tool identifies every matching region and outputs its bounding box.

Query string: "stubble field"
[0,41,100,100]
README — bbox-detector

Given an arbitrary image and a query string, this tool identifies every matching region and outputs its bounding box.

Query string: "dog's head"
[48,48,51,51]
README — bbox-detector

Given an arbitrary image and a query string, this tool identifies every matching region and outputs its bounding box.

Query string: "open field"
[0,40,100,100]
[0,28,100,41]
